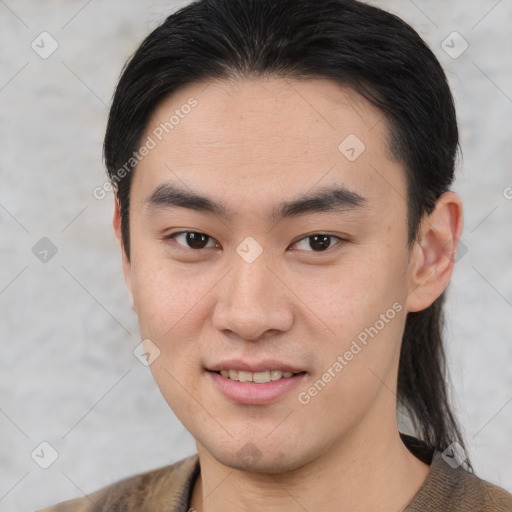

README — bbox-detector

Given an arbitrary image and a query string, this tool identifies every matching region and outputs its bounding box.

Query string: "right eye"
[164,231,220,251]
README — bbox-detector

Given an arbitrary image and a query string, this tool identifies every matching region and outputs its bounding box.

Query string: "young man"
[39,0,512,510]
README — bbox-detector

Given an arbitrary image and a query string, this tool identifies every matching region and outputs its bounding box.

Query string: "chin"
[224,454,302,475]
[205,439,311,475]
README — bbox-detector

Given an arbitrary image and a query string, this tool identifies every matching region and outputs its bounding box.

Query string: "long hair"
[104,0,469,465]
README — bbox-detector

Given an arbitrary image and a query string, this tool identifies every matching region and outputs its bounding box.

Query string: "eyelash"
[163,231,345,254]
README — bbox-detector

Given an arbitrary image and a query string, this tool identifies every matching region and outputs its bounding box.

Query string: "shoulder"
[457,470,512,511]
[35,454,199,512]
[407,449,512,511]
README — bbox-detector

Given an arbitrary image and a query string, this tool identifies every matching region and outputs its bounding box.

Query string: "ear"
[113,198,135,310]
[405,191,464,313]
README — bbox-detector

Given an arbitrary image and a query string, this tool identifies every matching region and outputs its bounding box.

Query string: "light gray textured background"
[1,1,511,510]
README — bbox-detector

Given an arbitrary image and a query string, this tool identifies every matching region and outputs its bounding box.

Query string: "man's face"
[121,77,418,472]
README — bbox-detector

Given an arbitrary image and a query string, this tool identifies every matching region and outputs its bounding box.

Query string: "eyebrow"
[144,182,368,222]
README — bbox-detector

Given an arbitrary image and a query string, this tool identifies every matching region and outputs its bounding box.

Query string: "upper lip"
[207,359,306,374]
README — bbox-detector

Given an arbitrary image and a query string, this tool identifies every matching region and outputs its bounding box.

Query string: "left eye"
[291,234,343,252]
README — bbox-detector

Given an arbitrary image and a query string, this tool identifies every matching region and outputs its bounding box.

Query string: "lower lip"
[207,371,307,405]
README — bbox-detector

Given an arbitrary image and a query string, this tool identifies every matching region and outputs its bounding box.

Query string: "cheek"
[130,239,204,333]
[290,248,408,406]
[290,248,407,333]
[293,279,406,431]
[132,263,209,414]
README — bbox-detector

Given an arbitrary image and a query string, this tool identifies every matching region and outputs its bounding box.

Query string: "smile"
[217,369,301,383]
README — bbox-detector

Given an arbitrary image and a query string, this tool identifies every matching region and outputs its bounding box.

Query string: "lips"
[208,370,307,405]
[205,359,308,405]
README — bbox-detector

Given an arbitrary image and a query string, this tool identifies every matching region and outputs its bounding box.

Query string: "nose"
[211,244,294,341]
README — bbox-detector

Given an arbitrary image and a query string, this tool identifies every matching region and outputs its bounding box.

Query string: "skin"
[113,76,463,511]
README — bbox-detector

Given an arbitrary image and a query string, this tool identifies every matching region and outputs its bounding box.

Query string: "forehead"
[132,76,405,214]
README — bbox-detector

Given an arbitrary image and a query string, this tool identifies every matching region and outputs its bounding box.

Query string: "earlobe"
[405,191,464,313]
[113,198,135,310]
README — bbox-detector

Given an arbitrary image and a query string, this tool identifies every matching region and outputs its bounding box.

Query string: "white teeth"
[270,370,282,381]
[253,371,270,383]
[218,369,297,383]
[238,371,252,382]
